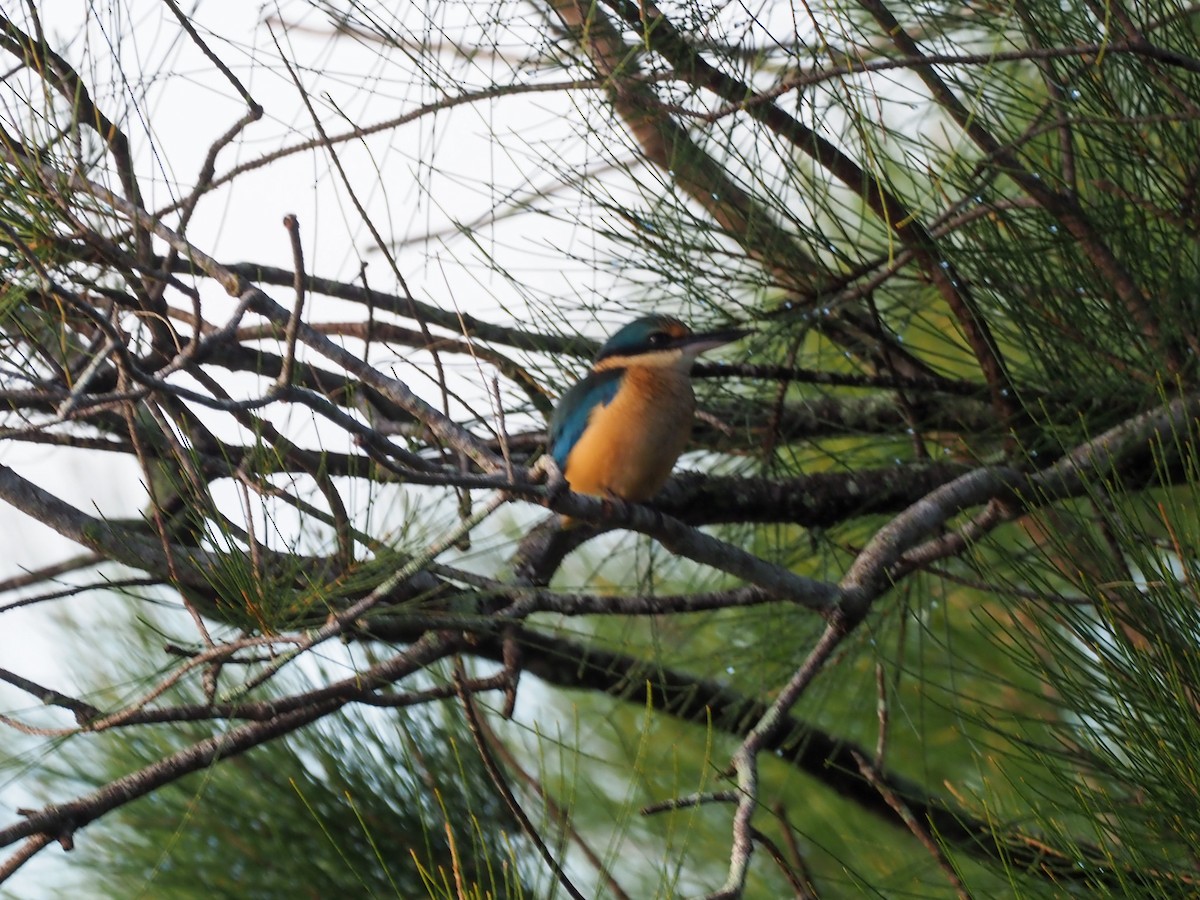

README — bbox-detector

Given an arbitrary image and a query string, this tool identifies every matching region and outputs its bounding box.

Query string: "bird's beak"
[678,325,751,355]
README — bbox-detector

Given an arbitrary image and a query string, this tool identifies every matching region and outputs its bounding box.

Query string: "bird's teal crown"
[593,314,693,364]
[592,314,748,367]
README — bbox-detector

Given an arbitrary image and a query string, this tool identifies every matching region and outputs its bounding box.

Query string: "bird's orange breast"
[562,367,696,502]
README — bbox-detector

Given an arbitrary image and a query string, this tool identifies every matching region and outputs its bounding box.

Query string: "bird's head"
[592,314,748,371]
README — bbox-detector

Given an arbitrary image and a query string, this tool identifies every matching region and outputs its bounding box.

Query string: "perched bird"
[548,314,747,504]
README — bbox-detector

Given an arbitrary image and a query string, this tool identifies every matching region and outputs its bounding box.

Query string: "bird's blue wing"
[548,368,623,469]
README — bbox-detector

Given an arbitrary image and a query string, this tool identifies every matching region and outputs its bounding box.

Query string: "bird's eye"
[647,331,669,348]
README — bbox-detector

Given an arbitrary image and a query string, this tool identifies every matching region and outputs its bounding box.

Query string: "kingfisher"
[547,314,747,505]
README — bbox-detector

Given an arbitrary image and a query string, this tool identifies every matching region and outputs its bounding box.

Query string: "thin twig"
[772,802,819,899]
[714,618,849,899]
[0,554,104,595]
[278,214,306,388]
[453,662,587,900]
[0,668,100,724]
[642,791,738,815]
[474,705,633,900]
[852,751,972,900]
[750,827,818,899]
[874,661,888,768]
